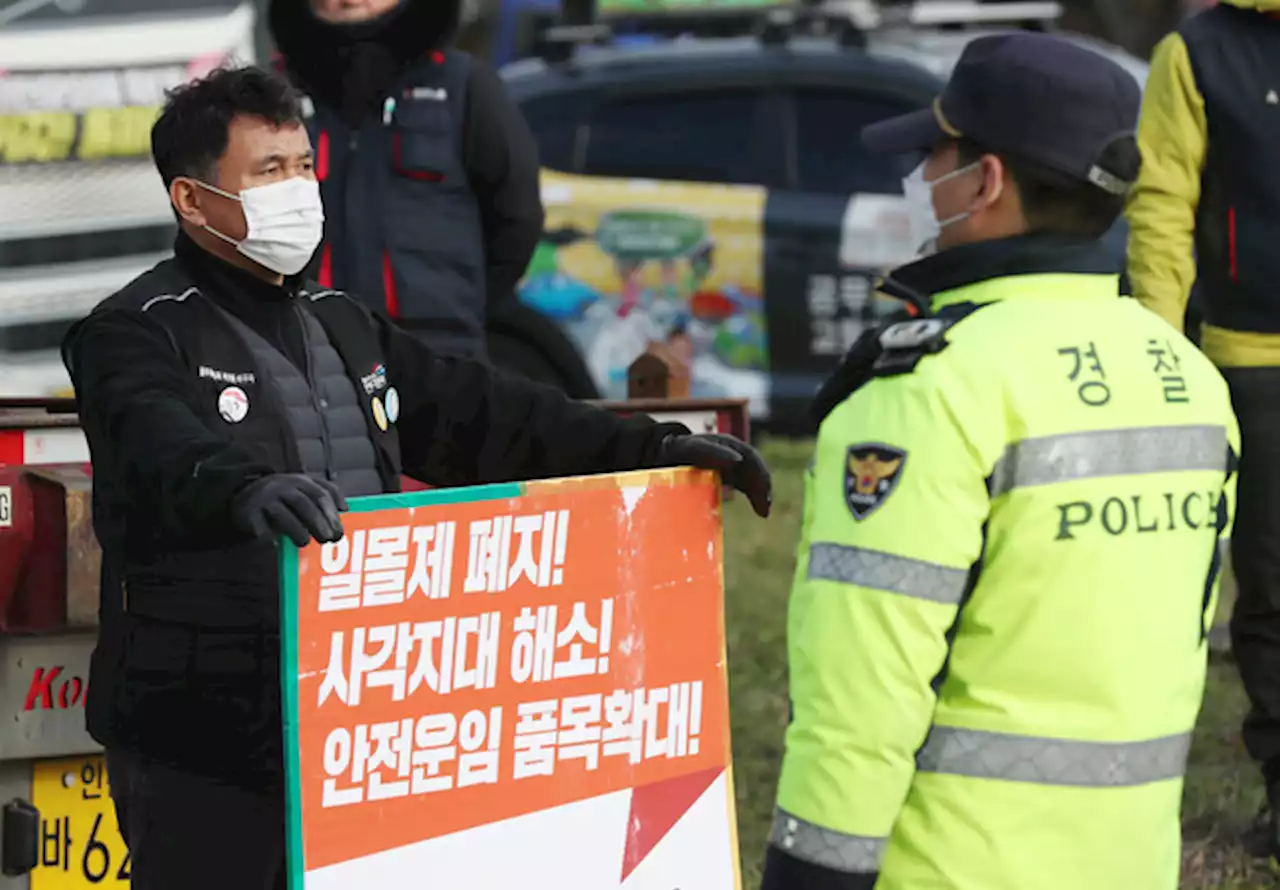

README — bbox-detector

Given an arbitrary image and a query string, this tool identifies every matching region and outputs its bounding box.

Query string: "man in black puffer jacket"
[268,0,543,360]
[64,65,770,890]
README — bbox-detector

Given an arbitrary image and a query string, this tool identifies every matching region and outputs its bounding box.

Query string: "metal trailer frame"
[0,399,111,889]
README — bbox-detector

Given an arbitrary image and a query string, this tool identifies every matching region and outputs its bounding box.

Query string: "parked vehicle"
[502,1,1150,432]
[0,400,118,889]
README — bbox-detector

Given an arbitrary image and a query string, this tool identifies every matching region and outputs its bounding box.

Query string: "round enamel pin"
[371,396,388,431]
[384,387,400,425]
[218,386,249,424]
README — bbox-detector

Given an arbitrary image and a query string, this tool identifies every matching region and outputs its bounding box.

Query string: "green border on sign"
[281,484,525,889]
[280,537,304,889]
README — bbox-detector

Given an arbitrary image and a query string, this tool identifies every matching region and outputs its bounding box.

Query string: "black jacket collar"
[173,231,305,310]
[889,233,1121,306]
[172,232,316,370]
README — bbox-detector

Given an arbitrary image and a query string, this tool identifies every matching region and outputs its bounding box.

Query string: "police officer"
[62,65,770,890]
[1125,0,1280,855]
[266,0,540,360]
[762,34,1238,890]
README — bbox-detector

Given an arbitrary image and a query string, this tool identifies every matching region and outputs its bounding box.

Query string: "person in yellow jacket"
[1127,0,1280,858]
[763,32,1241,890]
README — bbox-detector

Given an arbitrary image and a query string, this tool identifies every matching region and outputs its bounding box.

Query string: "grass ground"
[720,438,1277,889]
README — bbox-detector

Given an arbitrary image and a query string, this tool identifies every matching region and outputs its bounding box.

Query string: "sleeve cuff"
[760,844,880,890]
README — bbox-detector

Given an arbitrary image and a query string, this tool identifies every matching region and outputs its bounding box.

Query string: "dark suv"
[501,29,944,433]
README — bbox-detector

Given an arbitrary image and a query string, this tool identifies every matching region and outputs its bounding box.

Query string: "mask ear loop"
[189,179,242,203]
[173,178,246,247]
[933,161,992,230]
[201,223,243,249]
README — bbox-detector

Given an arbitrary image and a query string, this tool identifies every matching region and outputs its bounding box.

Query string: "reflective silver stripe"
[808,543,969,605]
[990,425,1228,497]
[769,808,886,873]
[916,726,1192,787]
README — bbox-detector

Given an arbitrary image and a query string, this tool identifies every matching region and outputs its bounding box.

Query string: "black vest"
[306,51,486,356]
[120,284,404,628]
[214,305,384,498]
[1182,6,1280,332]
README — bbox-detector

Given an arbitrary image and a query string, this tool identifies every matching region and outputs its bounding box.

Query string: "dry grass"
[721,438,1275,888]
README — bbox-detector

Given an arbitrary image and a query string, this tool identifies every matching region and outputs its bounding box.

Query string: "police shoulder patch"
[871,319,953,377]
[870,301,988,379]
[878,318,949,351]
[844,443,907,520]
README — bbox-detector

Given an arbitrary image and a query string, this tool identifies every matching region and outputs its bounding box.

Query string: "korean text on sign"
[317,510,571,610]
[316,597,614,707]
[319,682,705,807]
[287,470,732,878]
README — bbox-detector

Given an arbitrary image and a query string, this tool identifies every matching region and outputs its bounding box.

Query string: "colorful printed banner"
[599,0,791,13]
[280,468,741,889]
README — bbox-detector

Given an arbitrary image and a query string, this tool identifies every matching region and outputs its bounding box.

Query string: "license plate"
[31,756,130,888]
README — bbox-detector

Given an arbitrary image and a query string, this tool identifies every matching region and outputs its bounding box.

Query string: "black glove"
[657,433,772,518]
[230,474,348,547]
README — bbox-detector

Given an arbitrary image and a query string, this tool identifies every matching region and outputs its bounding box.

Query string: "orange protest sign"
[280,468,741,889]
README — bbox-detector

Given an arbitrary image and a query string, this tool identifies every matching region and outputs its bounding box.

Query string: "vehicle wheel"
[488,333,570,392]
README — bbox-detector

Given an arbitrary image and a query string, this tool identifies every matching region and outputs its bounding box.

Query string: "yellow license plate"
[31,756,130,889]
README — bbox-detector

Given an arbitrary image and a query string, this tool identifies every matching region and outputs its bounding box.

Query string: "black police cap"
[862,32,1142,195]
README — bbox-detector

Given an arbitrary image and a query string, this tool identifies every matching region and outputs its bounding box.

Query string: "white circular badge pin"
[384,387,400,425]
[371,396,388,431]
[218,386,250,424]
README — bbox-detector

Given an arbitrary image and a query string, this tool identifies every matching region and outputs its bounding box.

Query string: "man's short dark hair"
[954,136,1141,239]
[151,65,305,187]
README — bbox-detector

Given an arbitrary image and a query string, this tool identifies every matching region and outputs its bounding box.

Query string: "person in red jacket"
[269,0,543,361]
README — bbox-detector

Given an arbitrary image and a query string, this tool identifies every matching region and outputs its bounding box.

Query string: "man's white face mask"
[194,177,325,276]
[901,161,981,256]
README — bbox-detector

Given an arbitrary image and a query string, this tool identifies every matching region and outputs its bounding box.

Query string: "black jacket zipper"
[294,302,336,482]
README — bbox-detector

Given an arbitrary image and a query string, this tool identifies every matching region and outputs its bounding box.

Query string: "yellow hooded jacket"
[1126,0,1280,366]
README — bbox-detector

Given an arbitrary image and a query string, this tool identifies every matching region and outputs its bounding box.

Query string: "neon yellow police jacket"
[766,234,1240,890]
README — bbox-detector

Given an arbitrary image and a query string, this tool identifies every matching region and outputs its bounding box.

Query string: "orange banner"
[284,469,733,876]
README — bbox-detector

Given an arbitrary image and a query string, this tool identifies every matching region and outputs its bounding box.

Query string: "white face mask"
[194,177,325,276]
[901,161,981,256]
